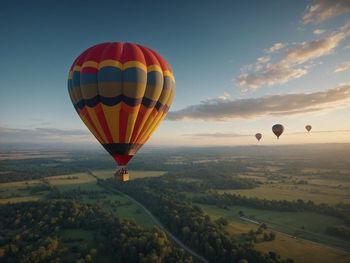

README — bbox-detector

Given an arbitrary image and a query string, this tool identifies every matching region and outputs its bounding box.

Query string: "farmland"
[1,144,350,263]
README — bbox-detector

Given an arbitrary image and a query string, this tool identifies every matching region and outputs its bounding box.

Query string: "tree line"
[191,192,350,225]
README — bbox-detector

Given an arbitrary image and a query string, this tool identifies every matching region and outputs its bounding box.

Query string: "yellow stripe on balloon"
[101,104,121,143]
[136,88,174,144]
[72,65,81,72]
[140,113,167,145]
[131,107,154,142]
[123,61,147,71]
[99,60,123,69]
[147,64,163,73]
[78,112,104,144]
[134,110,158,144]
[125,106,141,143]
[85,106,108,143]
[163,71,175,82]
[71,61,174,79]
[138,111,165,144]
[82,60,99,69]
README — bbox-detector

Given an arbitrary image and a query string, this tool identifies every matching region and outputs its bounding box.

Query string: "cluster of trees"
[192,192,350,225]
[123,173,256,196]
[243,224,276,243]
[0,200,192,263]
[112,178,293,263]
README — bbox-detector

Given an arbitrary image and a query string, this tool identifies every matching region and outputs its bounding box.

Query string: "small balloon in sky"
[255,133,262,141]
[272,124,284,139]
[305,125,312,132]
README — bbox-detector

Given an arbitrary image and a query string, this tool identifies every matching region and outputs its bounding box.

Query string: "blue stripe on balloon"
[147,71,163,86]
[73,95,168,110]
[72,71,81,87]
[80,73,97,85]
[123,67,147,84]
[98,66,122,82]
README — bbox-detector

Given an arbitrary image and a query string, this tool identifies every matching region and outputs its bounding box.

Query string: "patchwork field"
[0,170,161,228]
[220,182,350,205]
[197,204,350,263]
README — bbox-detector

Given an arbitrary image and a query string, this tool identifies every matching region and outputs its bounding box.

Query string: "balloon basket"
[114,167,129,182]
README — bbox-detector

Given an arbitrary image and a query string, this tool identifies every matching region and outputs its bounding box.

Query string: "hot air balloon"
[255,133,262,141]
[68,42,175,181]
[272,124,284,139]
[305,125,312,132]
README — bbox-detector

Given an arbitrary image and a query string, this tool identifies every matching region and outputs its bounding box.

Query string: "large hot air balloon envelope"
[272,124,284,139]
[255,133,262,141]
[305,125,312,132]
[68,42,175,181]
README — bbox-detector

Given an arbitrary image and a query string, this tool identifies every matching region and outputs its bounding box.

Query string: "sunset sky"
[1,0,350,146]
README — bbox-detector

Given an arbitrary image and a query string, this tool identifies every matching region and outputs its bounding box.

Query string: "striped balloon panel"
[67,42,175,165]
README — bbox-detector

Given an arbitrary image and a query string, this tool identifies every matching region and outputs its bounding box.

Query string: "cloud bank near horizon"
[167,84,350,121]
[0,127,92,144]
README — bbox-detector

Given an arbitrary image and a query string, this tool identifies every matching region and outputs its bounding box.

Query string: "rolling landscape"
[1,144,350,262]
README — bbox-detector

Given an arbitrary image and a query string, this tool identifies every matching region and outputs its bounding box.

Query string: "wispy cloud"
[313,29,326,35]
[0,127,91,144]
[265,42,286,53]
[183,132,251,138]
[236,21,350,91]
[291,129,350,134]
[334,61,350,73]
[167,83,350,121]
[303,0,350,24]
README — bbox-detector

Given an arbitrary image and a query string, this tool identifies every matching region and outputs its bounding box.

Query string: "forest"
[0,200,192,263]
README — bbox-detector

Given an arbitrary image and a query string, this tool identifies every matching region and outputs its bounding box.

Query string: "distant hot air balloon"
[255,133,262,141]
[272,124,284,139]
[68,42,175,181]
[305,125,312,132]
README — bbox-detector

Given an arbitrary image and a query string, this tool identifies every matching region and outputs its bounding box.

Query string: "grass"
[197,204,350,252]
[256,232,350,263]
[0,195,42,204]
[61,229,94,246]
[220,182,350,205]
[45,173,96,186]
[0,179,42,190]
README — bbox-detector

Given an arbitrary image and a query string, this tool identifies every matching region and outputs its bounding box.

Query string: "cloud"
[303,0,350,24]
[183,132,251,138]
[237,65,307,91]
[167,83,350,121]
[265,42,286,53]
[292,129,350,134]
[334,61,350,73]
[0,127,91,144]
[236,22,350,91]
[313,29,326,35]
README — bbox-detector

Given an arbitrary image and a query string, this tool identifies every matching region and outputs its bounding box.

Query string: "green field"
[0,171,160,228]
[220,182,350,205]
[256,232,350,263]
[197,204,350,262]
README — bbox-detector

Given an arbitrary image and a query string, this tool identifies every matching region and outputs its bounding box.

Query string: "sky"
[1,0,350,147]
